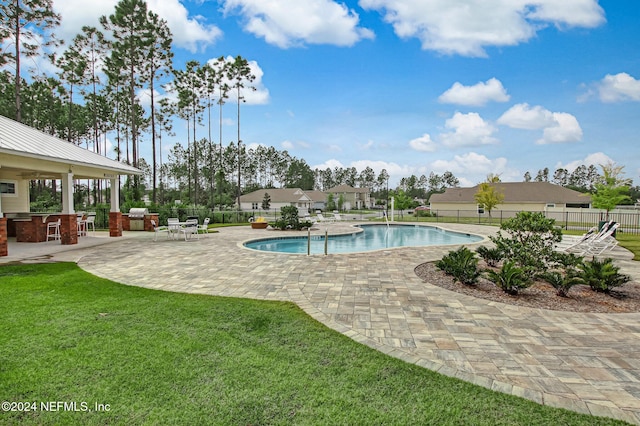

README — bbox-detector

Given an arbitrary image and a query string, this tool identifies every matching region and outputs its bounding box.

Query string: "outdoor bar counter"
[6,213,61,242]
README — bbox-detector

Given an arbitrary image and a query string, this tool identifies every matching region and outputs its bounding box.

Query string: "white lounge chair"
[564,226,598,253]
[583,223,620,255]
[316,213,334,223]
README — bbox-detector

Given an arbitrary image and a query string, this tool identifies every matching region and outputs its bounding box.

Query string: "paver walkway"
[14,223,640,424]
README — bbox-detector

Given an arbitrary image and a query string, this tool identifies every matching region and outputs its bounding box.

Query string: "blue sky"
[49,0,640,187]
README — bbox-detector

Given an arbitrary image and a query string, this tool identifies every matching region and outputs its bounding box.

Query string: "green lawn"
[0,263,627,425]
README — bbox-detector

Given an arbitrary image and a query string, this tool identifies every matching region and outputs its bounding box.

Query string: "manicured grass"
[0,263,627,425]
[209,222,250,228]
[616,233,640,260]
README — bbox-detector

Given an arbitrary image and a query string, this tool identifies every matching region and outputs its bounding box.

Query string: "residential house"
[303,190,328,211]
[325,185,372,210]
[239,188,314,215]
[429,182,591,218]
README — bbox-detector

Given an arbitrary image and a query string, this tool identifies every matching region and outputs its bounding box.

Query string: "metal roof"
[0,115,141,176]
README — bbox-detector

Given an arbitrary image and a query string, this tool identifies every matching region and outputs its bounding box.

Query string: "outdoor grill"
[128,207,148,231]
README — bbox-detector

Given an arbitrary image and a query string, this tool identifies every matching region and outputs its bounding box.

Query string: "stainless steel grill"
[128,208,148,230]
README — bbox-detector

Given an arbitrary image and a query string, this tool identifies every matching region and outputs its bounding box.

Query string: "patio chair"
[167,218,180,240]
[333,213,344,221]
[151,219,170,241]
[179,218,199,241]
[84,215,96,236]
[77,215,87,236]
[198,217,210,235]
[46,218,61,241]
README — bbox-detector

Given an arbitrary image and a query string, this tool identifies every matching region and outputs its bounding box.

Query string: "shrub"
[551,252,584,270]
[414,209,435,218]
[489,212,562,276]
[540,271,583,297]
[484,261,532,295]
[435,247,480,286]
[579,257,631,294]
[271,207,313,230]
[475,246,503,267]
[542,252,585,297]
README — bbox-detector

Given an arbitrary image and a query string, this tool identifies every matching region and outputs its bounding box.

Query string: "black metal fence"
[418,209,640,235]
[30,206,640,235]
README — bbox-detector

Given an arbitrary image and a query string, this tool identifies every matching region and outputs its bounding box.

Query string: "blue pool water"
[244,224,483,254]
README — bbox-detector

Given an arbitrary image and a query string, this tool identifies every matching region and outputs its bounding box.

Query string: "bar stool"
[77,215,87,236]
[47,219,61,241]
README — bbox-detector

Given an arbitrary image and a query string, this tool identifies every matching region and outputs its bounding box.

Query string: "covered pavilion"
[0,114,142,257]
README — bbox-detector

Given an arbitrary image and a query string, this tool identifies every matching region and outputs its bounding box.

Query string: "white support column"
[110,178,119,212]
[61,173,75,214]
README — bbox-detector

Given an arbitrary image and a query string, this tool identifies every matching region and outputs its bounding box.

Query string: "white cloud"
[439,112,498,147]
[53,0,222,53]
[498,103,582,144]
[431,152,512,185]
[359,140,374,150]
[311,159,416,185]
[281,140,311,150]
[557,152,614,172]
[211,56,270,105]
[537,112,583,144]
[409,133,436,152]
[282,141,295,150]
[246,142,266,151]
[359,0,604,56]
[221,0,374,48]
[438,78,510,106]
[350,160,414,178]
[597,73,640,103]
[497,103,554,129]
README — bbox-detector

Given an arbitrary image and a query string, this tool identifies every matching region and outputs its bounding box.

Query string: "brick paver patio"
[6,223,640,424]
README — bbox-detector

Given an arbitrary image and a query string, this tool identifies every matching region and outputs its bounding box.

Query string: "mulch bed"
[415,261,640,313]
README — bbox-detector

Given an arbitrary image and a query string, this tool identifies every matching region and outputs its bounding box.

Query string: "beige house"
[0,115,142,256]
[325,184,372,210]
[430,182,591,217]
[239,188,314,215]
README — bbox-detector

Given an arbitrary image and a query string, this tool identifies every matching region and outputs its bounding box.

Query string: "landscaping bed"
[415,261,640,313]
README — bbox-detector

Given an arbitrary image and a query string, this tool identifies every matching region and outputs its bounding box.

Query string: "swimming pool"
[243,224,483,254]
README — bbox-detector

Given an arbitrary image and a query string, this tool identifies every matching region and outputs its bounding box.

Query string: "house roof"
[240,188,313,203]
[0,115,142,178]
[326,184,369,193]
[430,182,591,204]
[303,190,328,202]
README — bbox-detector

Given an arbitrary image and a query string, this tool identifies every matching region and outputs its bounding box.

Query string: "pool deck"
[3,222,640,424]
